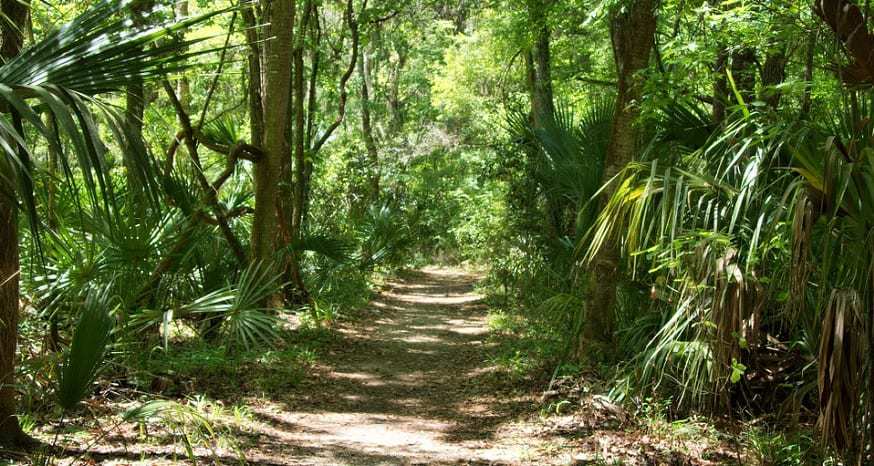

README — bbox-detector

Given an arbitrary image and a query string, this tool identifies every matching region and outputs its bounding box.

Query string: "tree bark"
[175,0,191,113]
[251,0,295,264]
[525,0,555,129]
[242,3,264,147]
[0,0,30,446]
[124,79,145,197]
[0,200,24,445]
[580,0,656,354]
[761,49,788,109]
[358,46,380,204]
[387,47,406,133]
[286,0,313,300]
[523,0,563,238]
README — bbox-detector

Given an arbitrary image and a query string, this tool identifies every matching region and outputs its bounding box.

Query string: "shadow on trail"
[246,267,537,464]
[42,268,538,465]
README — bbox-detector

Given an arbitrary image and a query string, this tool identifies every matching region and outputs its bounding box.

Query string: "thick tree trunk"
[761,49,788,110]
[124,80,145,196]
[251,0,295,264]
[731,48,757,105]
[0,0,30,446]
[0,201,24,445]
[580,0,656,354]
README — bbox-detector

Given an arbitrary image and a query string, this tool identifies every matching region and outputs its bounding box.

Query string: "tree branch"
[162,80,248,266]
[310,0,361,154]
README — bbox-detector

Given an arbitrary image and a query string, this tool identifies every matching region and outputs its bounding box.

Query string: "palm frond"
[0,0,235,243]
[57,288,116,411]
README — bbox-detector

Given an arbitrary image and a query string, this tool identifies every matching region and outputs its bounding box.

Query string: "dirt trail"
[248,266,548,465]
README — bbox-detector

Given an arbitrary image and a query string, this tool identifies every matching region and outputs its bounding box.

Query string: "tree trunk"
[388,48,406,133]
[0,201,24,445]
[580,0,656,355]
[523,0,562,239]
[0,0,30,446]
[175,0,191,114]
[285,0,315,302]
[242,3,264,147]
[358,47,380,204]
[124,79,145,198]
[251,0,295,264]
[801,28,817,115]
[525,0,555,129]
[761,49,788,110]
[300,15,321,235]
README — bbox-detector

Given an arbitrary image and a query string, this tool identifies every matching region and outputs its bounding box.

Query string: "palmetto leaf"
[0,0,234,241]
[183,261,284,351]
[505,98,611,240]
[358,203,411,268]
[289,233,354,263]
[0,1,230,93]
[57,288,116,411]
[202,114,242,148]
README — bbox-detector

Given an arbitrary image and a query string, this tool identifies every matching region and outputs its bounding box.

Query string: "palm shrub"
[586,93,874,457]
[495,99,612,341]
[505,99,611,246]
[584,104,797,410]
[0,0,234,428]
[788,96,874,456]
[358,203,412,270]
[129,261,285,351]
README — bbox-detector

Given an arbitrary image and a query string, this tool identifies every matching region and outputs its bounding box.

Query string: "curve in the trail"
[246,266,546,465]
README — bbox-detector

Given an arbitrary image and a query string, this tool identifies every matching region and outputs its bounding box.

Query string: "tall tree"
[580,0,656,353]
[524,0,555,129]
[251,0,295,265]
[0,0,31,446]
[359,38,380,203]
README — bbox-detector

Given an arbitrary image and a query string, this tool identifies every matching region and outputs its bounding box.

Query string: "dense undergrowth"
[3,0,874,464]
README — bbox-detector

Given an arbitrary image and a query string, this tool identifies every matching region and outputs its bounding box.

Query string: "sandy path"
[246,266,546,465]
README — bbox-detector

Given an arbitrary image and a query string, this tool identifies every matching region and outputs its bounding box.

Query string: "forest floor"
[30,266,743,465]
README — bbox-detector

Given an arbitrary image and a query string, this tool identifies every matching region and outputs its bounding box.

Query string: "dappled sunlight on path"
[243,266,548,465]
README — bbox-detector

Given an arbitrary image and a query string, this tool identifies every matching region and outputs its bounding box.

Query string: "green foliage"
[123,397,242,463]
[742,427,832,466]
[5,0,870,461]
[56,290,115,411]
[181,261,284,351]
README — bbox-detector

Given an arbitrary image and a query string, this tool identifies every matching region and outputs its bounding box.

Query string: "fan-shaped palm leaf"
[57,288,115,411]
[0,0,235,238]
